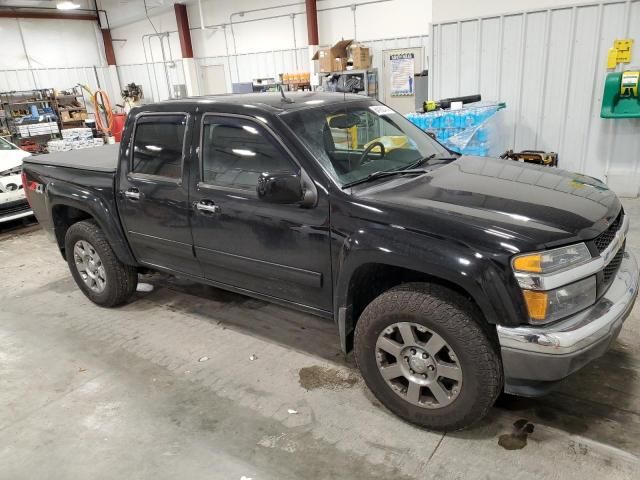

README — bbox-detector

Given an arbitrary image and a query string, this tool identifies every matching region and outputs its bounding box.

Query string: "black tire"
[354,282,502,431]
[65,220,138,307]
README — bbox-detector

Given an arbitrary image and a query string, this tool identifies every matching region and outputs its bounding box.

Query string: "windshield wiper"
[403,153,436,170]
[341,169,429,189]
[403,153,459,170]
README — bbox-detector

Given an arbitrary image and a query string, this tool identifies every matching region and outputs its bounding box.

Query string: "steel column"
[305,0,319,46]
[174,3,194,59]
[101,29,117,66]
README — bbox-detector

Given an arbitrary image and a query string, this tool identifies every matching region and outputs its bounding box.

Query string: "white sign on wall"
[390,52,415,96]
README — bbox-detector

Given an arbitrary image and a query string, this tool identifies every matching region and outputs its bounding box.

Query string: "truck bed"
[23,144,119,173]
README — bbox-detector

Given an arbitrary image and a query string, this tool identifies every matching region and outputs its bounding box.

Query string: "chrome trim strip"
[514,213,628,290]
[0,209,33,223]
[499,250,638,355]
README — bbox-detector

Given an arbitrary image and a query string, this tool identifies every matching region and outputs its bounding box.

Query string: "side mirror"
[257,172,304,204]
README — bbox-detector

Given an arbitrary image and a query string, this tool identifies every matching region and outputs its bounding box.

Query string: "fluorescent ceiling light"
[57,1,81,10]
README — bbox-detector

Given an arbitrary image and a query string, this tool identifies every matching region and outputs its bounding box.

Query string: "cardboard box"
[60,111,71,122]
[348,44,371,69]
[312,39,353,72]
[333,57,347,72]
[313,49,332,73]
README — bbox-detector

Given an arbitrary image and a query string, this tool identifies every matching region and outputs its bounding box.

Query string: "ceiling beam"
[0,11,98,21]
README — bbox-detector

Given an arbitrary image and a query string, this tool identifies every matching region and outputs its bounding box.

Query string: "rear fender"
[47,181,137,266]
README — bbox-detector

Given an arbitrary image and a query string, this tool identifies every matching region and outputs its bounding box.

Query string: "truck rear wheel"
[354,282,502,431]
[65,220,138,307]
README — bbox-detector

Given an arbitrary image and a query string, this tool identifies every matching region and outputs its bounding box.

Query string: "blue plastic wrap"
[406,103,506,156]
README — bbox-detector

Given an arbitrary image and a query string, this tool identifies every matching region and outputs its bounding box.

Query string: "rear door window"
[131,114,187,179]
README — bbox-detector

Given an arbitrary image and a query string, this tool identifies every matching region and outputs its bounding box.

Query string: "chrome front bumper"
[497,250,639,395]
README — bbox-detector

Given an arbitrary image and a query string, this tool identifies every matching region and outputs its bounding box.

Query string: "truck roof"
[156,91,370,114]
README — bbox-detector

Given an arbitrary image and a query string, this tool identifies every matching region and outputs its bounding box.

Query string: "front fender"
[334,224,526,332]
[46,179,137,266]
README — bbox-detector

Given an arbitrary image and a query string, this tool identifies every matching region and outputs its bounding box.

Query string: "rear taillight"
[21,170,32,207]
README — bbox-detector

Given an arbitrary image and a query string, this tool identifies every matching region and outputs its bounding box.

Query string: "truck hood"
[358,156,621,253]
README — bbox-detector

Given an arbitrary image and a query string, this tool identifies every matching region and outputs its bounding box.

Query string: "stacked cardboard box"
[348,43,371,70]
[60,110,88,122]
[17,122,59,138]
[312,39,371,73]
[47,128,103,152]
[29,122,60,136]
[61,127,93,141]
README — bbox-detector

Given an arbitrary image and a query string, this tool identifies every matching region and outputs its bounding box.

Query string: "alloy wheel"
[73,240,107,293]
[375,322,463,408]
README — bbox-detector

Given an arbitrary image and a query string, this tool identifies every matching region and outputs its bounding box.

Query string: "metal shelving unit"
[0,89,60,154]
[320,68,378,99]
[54,87,89,129]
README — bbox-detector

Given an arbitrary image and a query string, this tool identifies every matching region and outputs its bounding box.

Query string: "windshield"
[0,138,18,151]
[280,100,450,187]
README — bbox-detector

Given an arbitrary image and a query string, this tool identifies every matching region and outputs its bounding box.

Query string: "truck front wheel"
[354,282,502,431]
[64,220,138,307]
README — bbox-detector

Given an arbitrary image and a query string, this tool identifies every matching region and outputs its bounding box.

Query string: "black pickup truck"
[22,92,638,431]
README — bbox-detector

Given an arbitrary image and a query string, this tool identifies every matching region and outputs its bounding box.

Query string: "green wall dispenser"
[601,70,640,118]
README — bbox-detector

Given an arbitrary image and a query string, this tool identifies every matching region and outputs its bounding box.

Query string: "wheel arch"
[335,256,500,354]
[48,185,136,266]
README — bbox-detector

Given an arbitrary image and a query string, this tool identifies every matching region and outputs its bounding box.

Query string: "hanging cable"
[92,90,114,137]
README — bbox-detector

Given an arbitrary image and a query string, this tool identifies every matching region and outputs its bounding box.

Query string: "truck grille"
[594,211,623,253]
[603,246,624,284]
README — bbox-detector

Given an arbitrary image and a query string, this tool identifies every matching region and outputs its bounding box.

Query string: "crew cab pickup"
[22,92,639,431]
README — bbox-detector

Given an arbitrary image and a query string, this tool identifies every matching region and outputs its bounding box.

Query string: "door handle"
[123,188,142,200]
[194,200,221,214]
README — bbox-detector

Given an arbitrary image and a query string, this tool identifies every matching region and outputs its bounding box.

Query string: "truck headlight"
[512,243,591,274]
[522,275,596,323]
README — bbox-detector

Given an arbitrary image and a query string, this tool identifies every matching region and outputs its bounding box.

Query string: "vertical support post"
[305,0,319,46]
[16,19,38,89]
[101,29,117,66]
[305,0,319,86]
[174,2,199,96]
[97,3,121,107]
[174,3,194,59]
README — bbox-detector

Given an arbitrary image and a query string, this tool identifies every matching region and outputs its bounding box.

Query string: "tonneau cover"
[23,144,119,173]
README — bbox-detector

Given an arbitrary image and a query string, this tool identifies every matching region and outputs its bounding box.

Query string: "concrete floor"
[1,200,640,480]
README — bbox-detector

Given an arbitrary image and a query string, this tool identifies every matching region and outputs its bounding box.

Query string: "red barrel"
[112,113,127,143]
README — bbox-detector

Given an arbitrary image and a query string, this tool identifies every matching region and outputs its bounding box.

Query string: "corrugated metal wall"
[0,66,120,115]
[430,0,640,195]
[0,67,102,94]
[195,47,310,95]
[195,35,429,100]
[0,34,428,109]
[116,61,186,102]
